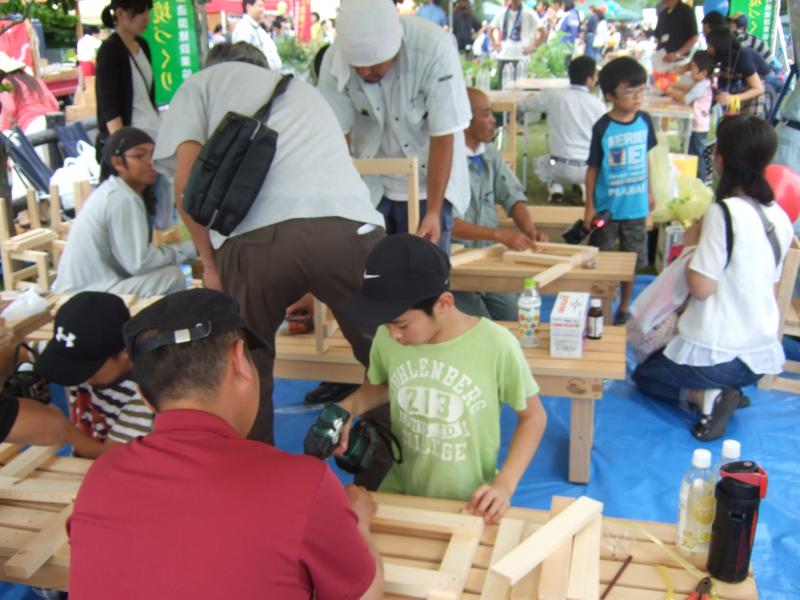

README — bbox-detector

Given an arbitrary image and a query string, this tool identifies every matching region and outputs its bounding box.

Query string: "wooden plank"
[25,190,41,230]
[511,523,540,600]
[375,504,484,537]
[491,497,603,586]
[438,531,484,599]
[535,263,574,288]
[449,245,505,267]
[0,478,80,504]
[383,562,455,598]
[480,518,525,600]
[567,514,601,600]
[538,496,576,600]
[0,446,60,479]
[3,503,71,579]
[503,250,574,266]
[0,445,22,465]
[569,398,595,484]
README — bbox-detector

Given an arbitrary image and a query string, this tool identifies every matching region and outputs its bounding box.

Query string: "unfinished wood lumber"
[353,157,420,232]
[449,244,504,267]
[491,496,603,586]
[3,503,71,579]
[0,477,80,504]
[538,496,576,600]
[567,514,602,600]
[0,445,61,479]
[480,518,526,600]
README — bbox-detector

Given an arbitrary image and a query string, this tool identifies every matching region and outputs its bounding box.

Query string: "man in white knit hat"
[318,0,471,254]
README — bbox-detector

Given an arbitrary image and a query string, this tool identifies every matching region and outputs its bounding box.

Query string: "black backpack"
[183,74,292,236]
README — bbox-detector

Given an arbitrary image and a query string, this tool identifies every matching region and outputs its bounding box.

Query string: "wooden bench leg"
[568,397,595,484]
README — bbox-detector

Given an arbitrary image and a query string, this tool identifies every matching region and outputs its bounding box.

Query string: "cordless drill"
[562,209,611,245]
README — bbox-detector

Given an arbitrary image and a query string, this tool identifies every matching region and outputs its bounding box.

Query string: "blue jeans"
[632,349,761,407]
[688,131,708,183]
[377,197,454,254]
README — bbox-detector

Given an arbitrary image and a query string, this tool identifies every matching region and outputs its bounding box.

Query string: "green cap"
[524,277,537,288]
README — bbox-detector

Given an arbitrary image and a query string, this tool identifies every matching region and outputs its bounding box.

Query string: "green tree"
[0,0,78,48]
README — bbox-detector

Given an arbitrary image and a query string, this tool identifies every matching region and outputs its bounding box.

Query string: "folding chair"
[3,126,51,196]
[54,121,92,159]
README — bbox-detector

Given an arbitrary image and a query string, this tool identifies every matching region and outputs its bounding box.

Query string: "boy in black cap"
[37,292,153,457]
[69,288,383,599]
[52,126,196,297]
[336,235,547,524]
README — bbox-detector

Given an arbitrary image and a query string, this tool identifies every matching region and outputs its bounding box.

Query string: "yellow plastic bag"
[649,132,676,215]
[652,175,714,228]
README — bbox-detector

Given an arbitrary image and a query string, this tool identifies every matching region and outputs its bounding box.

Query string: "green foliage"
[0,0,78,49]
[527,32,572,78]
[275,35,317,74]
[460,54,494,86]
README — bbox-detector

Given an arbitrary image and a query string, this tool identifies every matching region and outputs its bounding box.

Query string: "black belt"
[550,156,586,168]
[785,119,800,132]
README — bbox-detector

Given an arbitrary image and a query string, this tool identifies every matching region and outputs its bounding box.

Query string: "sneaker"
[692,388,741,441]
[304,382,359,405]
[612,311,631,325]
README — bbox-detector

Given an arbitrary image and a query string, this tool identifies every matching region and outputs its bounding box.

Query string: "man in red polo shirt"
[68,289,383,599]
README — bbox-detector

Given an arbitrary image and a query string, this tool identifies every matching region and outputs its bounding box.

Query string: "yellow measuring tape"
[728,94,741,115]
[637,527,720,600]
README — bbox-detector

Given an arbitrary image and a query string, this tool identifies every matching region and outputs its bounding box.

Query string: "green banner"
[143,0,201,105]
[728,0,778,45]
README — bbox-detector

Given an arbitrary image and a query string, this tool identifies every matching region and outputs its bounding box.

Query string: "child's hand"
[466,482,513,524]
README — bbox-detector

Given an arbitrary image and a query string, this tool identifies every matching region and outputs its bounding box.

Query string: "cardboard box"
[550,292,590,358]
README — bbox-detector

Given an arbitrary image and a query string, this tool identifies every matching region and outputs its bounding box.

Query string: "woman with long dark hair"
[95,0,158,166]
[632,116,794,441]
[706,27,771,118]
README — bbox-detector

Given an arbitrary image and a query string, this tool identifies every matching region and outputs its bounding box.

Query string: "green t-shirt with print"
[367,318,539,501]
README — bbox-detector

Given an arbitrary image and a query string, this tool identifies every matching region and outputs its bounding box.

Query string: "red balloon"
[766,164,800,223]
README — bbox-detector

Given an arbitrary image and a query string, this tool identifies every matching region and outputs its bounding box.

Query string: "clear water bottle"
[712,439,741,481]
[516,56,529,81]
[502,62,516,90]
[677,448,715,557]
[517,277,541,348]
[476,70,491,92]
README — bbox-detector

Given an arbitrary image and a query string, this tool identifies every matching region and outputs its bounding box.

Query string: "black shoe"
[692,388,740,441]
[304,382,359,405]
[613,311,631,325]
[571,184,584,205]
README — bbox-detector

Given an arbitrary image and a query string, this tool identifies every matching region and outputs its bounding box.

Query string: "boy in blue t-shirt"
[584,56,657,325]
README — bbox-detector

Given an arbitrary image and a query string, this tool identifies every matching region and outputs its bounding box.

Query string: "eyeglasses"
[123,151,154,163]
[614,86,647,98]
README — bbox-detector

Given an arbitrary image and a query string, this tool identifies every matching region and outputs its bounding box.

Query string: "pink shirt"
[684,79,712,133]
[0,80,59,132]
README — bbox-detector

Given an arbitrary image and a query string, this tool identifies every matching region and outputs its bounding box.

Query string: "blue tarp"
[2,276,798,598]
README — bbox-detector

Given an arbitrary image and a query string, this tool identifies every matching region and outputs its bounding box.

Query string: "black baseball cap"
[123,289,267,360]
[337,234,451,328]
[37,292,131,386]
[101,126,154,167]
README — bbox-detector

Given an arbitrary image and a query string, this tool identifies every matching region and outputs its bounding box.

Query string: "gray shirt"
[456,142,526,249]
[52,176,195,293]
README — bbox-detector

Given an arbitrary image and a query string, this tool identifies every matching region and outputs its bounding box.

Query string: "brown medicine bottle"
[587,298,603,340]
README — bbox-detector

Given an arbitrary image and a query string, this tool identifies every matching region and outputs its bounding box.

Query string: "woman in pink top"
[0,52,59,133]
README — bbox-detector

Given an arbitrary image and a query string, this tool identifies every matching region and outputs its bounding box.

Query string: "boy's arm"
[665,86,687,103]
[334,380,390,456]
[467,394,547,524]
[583,165,598,232]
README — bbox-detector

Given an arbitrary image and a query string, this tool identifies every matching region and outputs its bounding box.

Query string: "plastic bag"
[627,248,694,362]
[652,175,714,228]
[49,140,99,210]
[649,132,677,215]
[0,288,48,322]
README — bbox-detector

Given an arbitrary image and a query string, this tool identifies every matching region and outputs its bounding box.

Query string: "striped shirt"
[736,31,775,64]
[68,377,154,444]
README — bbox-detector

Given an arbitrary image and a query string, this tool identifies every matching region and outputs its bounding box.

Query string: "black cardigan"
[95,33,157,138]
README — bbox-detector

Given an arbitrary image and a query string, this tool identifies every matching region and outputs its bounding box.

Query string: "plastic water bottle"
[502,62,516,90]
[476,70,491,92]
[517,277,541,348]
[712,440,741,481]
[516,57,529,81]
[677,448,715,557]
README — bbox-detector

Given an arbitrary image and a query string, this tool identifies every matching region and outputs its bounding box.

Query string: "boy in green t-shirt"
[336,235,547,523]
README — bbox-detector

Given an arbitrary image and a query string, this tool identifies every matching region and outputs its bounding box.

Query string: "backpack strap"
[253,74,293,122]
[743,196,782,267]
[719,199,734,268]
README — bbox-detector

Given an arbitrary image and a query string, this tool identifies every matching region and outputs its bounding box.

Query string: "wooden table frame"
[275,323,627,483]
[449,244,636,322]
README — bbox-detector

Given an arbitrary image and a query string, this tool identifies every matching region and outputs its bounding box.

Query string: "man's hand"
[287,292,314,317]
[202,264,223,291]
[467,482,513,524]
[495,229,538,252]
[417,211,441,244]
[345,485,377,529]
